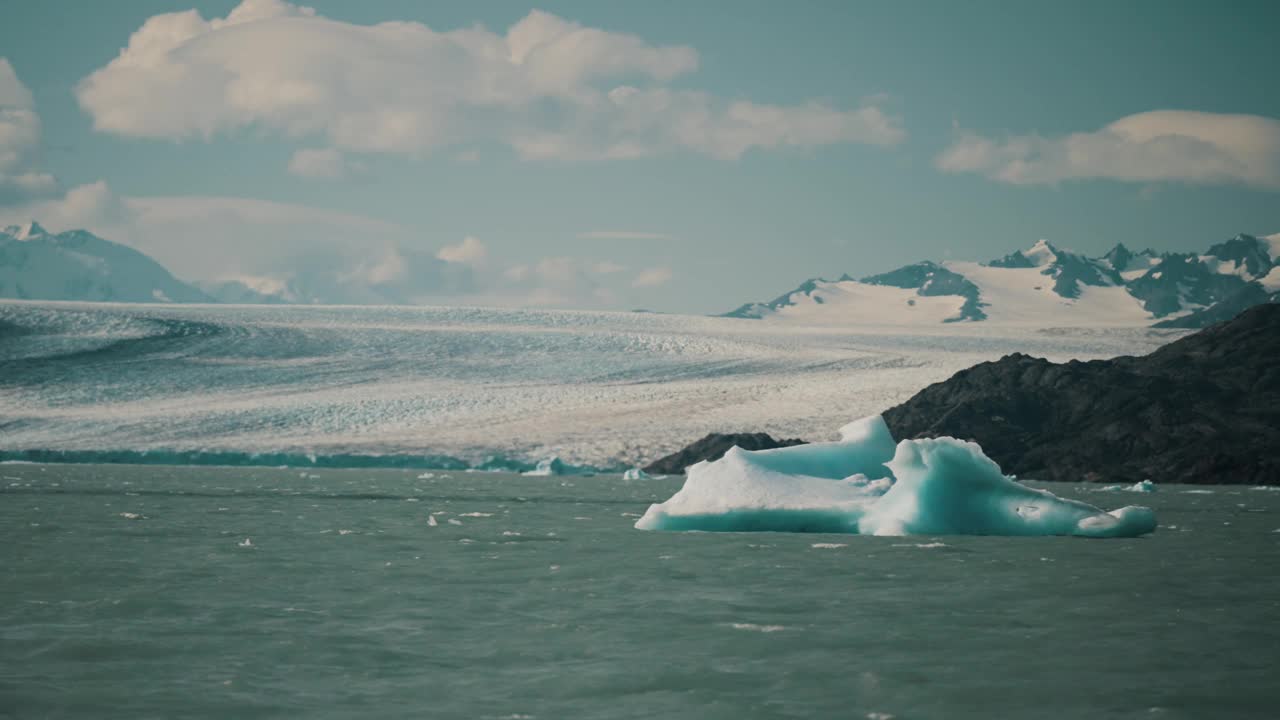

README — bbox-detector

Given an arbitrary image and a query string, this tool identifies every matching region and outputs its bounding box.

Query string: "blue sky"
[1,0,1278,312]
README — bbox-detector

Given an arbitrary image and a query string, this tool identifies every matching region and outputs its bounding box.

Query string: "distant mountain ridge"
[5,221,1278,324]
[0,221,475,307]
[0,222,211,303]
[726,234,1280,328]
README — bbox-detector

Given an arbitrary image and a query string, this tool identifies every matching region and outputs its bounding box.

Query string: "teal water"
[3,464,1279,719]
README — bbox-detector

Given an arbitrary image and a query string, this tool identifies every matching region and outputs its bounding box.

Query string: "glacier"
[0,302,1174,471]
[635,416,1156,538]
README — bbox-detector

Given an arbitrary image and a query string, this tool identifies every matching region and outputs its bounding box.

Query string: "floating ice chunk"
[623,467,650,481]
[427,515,439,527]
[1100,480,1156,493]
[635,415,1155,539]
[728,623,787,633]
[634,416,897,533]
[861,438,1156,538]
[238,538,253,547]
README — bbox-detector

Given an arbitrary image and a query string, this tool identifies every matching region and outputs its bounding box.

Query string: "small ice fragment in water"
[811,543,847,549]
[447,518,462,526]
[623,467,650,480]
[338,529,353,535]
[238,538,253,547]
[417,472,435,479]
[427,515,439,527]
[118,512,143,520]
[1100,480,1156,493]
[728,623,787,633]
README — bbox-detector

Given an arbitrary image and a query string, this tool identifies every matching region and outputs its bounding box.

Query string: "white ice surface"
[0,302,1179,469]
[765,280,970,326]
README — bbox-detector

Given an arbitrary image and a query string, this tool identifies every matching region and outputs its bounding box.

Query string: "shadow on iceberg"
[634,416,1156,538]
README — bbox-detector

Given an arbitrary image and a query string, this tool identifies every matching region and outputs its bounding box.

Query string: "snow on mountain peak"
[1265,233,1280,263]
[8,220,49,240]
[1023,239,1059,267]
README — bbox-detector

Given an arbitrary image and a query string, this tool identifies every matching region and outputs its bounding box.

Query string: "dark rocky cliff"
[882,304,1280,484]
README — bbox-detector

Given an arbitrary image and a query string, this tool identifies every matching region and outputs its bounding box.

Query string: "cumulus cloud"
[435,236,488,267]
[76,1,903,164]
[632,266,673,288]
[489,256,628,307]
[937,110,1280,190]
[0,182,652,308]
[0,58,58,205]
[592,260,625,274]
[0,179,408,280]
[288,148,353,179]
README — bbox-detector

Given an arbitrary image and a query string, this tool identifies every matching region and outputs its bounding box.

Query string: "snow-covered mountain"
[0,222,211,303]
[725,234,1280,328]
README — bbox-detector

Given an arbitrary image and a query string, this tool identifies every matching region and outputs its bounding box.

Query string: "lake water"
[4,464,1278,719]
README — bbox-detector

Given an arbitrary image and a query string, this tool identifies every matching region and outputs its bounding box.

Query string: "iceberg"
[623,467,651,480]
[635,416,1156,538]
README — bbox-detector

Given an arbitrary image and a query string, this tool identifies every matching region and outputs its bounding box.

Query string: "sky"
[1,0,1278,313]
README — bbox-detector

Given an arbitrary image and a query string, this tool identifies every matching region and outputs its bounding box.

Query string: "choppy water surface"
[3,464,1279,719]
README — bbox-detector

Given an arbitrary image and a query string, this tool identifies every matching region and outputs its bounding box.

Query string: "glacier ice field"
[0,301,1179,471]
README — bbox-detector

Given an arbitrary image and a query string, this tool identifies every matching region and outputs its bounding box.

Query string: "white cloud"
[482,256,628,307]
[0,58,34,109]
[0,181,407,280]
[592,260,625,274]
[0,182,650,309]
[0,58,58,205]
[435,236,488,267]
[632,266,672,288]
[937,110,1280,190]
[75,1,903,165]
[577,230,673,241]
[288,148,350,179]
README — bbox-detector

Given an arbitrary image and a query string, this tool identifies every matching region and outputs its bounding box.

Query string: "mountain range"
[3,220,1278,327]
[0,221,474,306]
[726,233,1280,328]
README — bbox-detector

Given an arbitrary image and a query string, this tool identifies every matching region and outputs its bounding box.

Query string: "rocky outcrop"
[882,303,1280,484]
[642,433,807,475]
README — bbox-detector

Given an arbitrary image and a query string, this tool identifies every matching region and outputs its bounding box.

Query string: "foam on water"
[636,416,1156,538]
